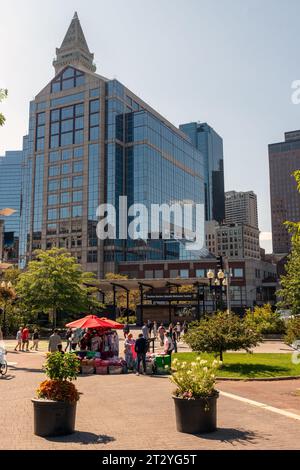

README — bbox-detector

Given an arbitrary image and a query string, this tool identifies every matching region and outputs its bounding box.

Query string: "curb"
[216,375,300,382]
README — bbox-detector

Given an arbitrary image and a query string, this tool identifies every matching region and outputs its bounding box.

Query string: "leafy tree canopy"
[184,311,262,361]
[0,89,8,127]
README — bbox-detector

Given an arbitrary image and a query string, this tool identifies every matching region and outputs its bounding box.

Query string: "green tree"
[284,316,300,345]
[184,311,262,361]
[244,304,286,335]
[278,171,300,315]
[0,89,8,127]
[16,248,101,326]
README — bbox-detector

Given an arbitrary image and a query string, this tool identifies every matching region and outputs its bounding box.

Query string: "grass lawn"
[173,352,300,379]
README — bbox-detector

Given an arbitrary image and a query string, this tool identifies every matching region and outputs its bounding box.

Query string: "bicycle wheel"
[0,361,7,376]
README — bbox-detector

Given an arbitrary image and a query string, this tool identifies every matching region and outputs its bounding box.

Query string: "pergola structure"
[85,277,210,324]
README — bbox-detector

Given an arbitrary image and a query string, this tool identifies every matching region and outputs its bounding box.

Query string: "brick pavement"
[1,350,300,450]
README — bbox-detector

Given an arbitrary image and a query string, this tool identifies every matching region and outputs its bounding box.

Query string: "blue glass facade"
[179,122,225,223]
[0,150,23,262]
[18,14,207,275]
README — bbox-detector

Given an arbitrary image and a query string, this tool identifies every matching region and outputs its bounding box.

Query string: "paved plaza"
[1,347,300,450]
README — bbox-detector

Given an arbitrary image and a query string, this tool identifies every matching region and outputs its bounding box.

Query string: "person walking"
[71,328,81,351]
[175,322,181,341]
[48,329,62,353]
[153,321,158,340]
[21,325,30,352]
[158,323,165,347]
[134,333,147,376]
[30,329,39,351]
[14,327,22,351]
[64,328,72,352]
[164,331,174,357]
[141,321,149,340]
[172,329,178,353]
[123,323,130,339]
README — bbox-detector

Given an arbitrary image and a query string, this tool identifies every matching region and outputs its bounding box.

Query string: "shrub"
[171,357,221,399]
[36,352,80,403]
[284,316,300,345]
[244,304,286,335]
[184,311,262,361]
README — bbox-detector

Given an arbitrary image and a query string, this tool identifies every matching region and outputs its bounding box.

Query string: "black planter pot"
[172,392,219,434]
[32,399,77,437]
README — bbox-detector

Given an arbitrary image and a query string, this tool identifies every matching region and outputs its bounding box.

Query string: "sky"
[1,0,300,253]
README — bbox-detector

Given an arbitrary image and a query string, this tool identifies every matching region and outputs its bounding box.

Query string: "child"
[14,327,22,351]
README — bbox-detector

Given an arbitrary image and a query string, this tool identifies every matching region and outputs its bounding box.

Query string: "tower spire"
[53,12,96,74]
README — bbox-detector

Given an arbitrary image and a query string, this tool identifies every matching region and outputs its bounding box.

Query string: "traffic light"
[216,255,223,270]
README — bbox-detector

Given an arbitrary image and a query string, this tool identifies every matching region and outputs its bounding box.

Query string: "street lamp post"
[206,269,230,312]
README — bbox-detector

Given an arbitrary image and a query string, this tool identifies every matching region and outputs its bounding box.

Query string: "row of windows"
[49,146,83,162]
[143,267,244,279]
[48,190,83,205]
[48,160,83,176]
[48,176,83,191]
[48,205,83,220]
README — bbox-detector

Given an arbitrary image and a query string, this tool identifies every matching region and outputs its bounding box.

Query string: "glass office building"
[179,122,225,223]
[20,13,205,276]
[0,150,23,262]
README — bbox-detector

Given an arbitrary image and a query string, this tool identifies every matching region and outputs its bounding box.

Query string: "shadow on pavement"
[46,432,116,445]
[9,365,44,374]
[0,374,15,380]
[197,427,264,445]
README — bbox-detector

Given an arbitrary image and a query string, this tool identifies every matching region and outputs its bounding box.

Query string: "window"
[234,268,244,278]
[51,68,85,94]
[49,102,84,148]
[61,177,71,189]
[90,88,100,98]
[73,191,83,202]
[61,192,71,204]
[62,149,72,160]
[49,165,60,177]
[73,176,83,188]
[196,269,206,278]
[48,179,59,191]
[145,270,153,279]
[60,207,70,219]
[87,251,98,263]
[62,163,71,174]
[48,194,59,205]
[72,205,82,217]
[180,269,189,278]
[89,99,100,141]
[49,151,59,162]
[36,112,45,151]
[47,209,57,220]
[74,146,83,158]
[73,161,83,173]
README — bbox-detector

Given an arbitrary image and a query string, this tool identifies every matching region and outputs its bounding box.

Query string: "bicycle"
[0,347,8,376]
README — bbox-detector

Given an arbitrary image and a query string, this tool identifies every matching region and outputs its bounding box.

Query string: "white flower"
[191,362,197,367]
[200,359,208,366]
[203,367,208,373]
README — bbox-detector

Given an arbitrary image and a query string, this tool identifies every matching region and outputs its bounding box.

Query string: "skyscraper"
[225,190,258,228]
[269,130,300,254]
[179,122,225,223]
[20,13,205,276]
[0,151,23,262]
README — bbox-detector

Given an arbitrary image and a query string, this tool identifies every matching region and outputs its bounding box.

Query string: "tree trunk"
[219,349,223,361]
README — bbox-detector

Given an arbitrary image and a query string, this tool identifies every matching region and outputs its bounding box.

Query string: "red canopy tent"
[99,317,124,330]
[66,315,113,329]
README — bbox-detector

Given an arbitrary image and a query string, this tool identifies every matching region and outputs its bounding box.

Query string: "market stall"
[65,315,126,375]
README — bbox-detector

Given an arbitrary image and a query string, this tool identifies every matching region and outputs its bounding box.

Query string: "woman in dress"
[124,333,135,370]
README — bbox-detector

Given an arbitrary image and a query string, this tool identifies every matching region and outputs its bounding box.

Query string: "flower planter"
[32,399,77,437]
[172,392,219,434]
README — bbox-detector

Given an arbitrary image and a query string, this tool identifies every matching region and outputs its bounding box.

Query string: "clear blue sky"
[1,0,300,252]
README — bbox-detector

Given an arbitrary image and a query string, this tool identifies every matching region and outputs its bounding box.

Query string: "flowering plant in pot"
[32,352,80,437]
[170,357,221,434]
